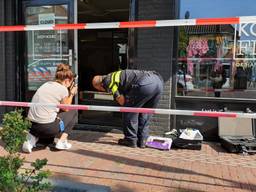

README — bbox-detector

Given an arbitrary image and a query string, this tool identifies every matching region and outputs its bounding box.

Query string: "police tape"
[1,100,256,119]
[0,16,256,32]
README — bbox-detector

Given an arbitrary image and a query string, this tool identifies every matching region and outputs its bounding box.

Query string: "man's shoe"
[118,138,137,148]
[55,140,72,150]
[22,133,38,153]
[137,140,146,148]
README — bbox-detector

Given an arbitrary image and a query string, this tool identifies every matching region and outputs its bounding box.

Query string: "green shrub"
[0,110,51,192]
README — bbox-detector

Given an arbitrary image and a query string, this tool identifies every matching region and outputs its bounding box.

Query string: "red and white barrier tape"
[0,16,256,32]
[0,101,256,119]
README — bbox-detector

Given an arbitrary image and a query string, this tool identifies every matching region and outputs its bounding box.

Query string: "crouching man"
[92,69,163,148]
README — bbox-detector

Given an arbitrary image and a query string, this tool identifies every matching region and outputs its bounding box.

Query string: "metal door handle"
[69,49,73,66]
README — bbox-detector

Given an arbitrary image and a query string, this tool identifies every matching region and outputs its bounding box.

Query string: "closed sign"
[38,13,55,25]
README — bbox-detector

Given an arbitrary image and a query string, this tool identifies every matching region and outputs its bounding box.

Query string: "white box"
[218,118,253,137]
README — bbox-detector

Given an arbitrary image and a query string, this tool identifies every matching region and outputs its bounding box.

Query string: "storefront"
[22,0,131,128]
[1,0,256,141]
[176,0,256,140]
[0,0,175,135]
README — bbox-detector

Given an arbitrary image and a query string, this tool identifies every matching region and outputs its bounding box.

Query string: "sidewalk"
[1,130,256,192]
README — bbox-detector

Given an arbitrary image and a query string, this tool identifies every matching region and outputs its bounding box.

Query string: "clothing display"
[234,67,247,89]
[186,36,219,75]
[186,37,209,74]
[251,63,256,81]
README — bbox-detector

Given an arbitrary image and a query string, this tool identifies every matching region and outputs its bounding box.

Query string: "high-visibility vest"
[108,70,121,95]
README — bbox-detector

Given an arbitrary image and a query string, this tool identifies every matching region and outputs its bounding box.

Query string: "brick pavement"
[1,130,256,192]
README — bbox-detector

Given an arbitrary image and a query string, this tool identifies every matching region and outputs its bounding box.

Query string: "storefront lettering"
[201,108,217,112]
[33,13,59,59]
[39,20,54,25]
[237,40,256,55]
[239,23,256,37]
[235,61,256,69]
[36,34,56,39]
[38,13,55,25]
[236,23,256,57]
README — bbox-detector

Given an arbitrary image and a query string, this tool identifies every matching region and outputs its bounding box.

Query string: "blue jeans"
[123,73,163,144]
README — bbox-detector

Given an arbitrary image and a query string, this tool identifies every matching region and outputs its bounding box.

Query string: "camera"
[73,74,78,84]
[69,74,78,90]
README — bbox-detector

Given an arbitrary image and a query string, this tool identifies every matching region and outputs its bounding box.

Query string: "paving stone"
[1,130,256,192]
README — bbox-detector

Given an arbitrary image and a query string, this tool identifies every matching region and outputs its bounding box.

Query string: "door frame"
[21,0,77,103]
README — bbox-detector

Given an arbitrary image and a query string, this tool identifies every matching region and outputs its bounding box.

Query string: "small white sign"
[38,13,55,25]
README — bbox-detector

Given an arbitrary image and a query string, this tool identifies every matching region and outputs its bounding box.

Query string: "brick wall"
[134,0,178,135]
[0,0,17,119]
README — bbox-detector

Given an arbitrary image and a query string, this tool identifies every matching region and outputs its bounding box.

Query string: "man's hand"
[116,95,125,106]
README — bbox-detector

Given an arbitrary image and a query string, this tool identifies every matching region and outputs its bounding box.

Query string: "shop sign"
[235,23,256,57]
[38,13,55,25]
[33,13,58,59]
[28,13,59,90]
[239,23,256,37]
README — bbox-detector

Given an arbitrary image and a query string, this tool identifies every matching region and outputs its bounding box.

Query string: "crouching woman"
[22,63,78,153]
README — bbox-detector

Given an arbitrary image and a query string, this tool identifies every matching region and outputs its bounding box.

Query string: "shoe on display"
[22,133,38,153]
[55,140,72,150]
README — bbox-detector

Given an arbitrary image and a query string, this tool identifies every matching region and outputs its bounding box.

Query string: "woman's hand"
[69,84,78,96]
[61,84,78,110]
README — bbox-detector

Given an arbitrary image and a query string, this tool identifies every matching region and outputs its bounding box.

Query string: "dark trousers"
[123,73,163,144]
[30,110,77,139]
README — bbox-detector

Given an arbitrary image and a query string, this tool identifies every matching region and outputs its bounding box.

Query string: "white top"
[28,81,69,124]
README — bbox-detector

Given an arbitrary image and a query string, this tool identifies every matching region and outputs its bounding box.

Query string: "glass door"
[22,0,76,100]
[77,0,130,127]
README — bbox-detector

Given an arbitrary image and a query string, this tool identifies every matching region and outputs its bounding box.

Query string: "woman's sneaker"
[55,140,72,150]
[22,133,38,153]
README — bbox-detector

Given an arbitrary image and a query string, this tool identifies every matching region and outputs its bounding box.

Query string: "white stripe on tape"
[236,113,256,119]
[1,101,256,119]
[28,102,56,108]
[89,105,120,112]
[240,16,256,23]
[86,22,120,29]
[156,19,196,27]
[154,109,193,116]
[25,25,55,31]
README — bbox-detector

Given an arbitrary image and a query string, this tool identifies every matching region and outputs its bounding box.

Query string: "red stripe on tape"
[53,23,86,30]
[193,112,237,118]
[120,20,156,28]
[2,101,29,107]
[0,25,25,32]
[196,17,239,25]
[120,107,155,114]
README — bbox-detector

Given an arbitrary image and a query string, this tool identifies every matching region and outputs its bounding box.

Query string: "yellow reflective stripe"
[111,84,118,95]
[114,71,121,83]
[108,70,121,89]
[109,72,115,89]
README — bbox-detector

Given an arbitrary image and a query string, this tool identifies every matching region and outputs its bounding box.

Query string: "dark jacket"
[102,69,159,98]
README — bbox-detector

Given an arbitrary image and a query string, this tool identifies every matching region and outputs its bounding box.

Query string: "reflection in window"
[25,5,69,91]
[178,0,256,99]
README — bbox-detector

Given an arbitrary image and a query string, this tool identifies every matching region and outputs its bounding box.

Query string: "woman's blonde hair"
[55,63,74,82]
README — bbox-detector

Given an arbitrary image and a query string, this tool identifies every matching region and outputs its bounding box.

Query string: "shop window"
[25,5,69,91]
[178,0,256,99]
